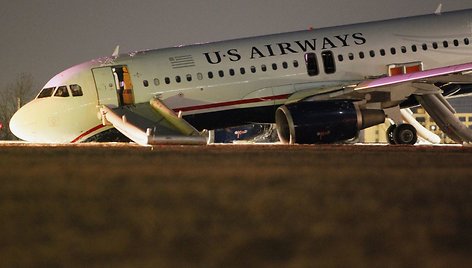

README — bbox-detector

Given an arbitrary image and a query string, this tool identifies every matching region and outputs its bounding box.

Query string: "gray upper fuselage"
[88,9,472,114]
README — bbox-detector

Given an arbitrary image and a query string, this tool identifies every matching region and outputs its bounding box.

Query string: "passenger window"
[218,70,224,77]
[401,46,407,53]
[453,39,459,46]
[153,78,160,86]
[261,64,267,72]
[143,80,149,87]
[321,50,336,74]
[348,53,354,60]
[282,62,288,69]
[443,41,449,48]
[369,50,375,57]
[432,42,438,49]
[176,76,181,83]
[197,73,203,80]
[380,49,386,56]
[186,74,192,82]
[165,77,171,84]
[208,72,214,79]
[304,53,319,76]
[240,67,246,75]
[37,87,55,98]
[54,86,70,97]
[70,84,83,97]
[251,66,256,73]
[411,45,417,52]
[293,60,299,68]
[422,43,428,50]
[338,55,344,62]
[464,38,470,45]
[229,69,235,76]
[272,63,278,70]
[390,48,396,55]
[359,51,365,59]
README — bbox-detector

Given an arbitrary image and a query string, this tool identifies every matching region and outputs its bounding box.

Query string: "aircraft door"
[92,67,119,106]
[92,65,135,106]
[116,66,135,106]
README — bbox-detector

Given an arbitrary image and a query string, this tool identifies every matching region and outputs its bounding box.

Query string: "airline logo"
[203,32,366,64]
[169,55,196,69]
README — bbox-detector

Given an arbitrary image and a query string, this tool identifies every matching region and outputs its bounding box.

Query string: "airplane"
[9,7,472,146]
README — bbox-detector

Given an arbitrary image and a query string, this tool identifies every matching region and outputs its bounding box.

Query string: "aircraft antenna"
[434,3,443,15]
[112,45,120,57]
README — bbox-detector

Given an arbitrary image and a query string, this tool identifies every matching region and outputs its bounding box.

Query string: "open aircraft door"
[92,65,135,107]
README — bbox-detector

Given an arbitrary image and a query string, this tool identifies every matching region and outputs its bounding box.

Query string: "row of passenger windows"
[142,37,470,87]
[339,38,471,62]
[37,84,84,99]
[143,60,301,87]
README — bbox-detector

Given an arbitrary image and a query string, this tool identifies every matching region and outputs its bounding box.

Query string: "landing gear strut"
[386,124,418,145]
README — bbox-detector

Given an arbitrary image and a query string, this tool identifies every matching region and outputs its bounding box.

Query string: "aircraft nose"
[9,104,38,141]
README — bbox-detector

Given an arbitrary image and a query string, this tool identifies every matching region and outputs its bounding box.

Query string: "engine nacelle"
[275,100,385,144]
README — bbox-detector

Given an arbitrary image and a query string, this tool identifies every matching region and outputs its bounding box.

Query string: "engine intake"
[275,100,385,144]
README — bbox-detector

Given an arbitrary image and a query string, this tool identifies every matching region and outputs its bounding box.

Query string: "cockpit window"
[54,86,70,97]
[37,87,55,98]
[70,84,83,97]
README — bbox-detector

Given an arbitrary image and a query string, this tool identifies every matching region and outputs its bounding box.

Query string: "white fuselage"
[10,9,472,143]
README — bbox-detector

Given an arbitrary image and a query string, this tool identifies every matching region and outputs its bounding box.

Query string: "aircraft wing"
[355,62,472,91]
[296,62,472,143]
[296,62,472,102]
[100,98,207,146]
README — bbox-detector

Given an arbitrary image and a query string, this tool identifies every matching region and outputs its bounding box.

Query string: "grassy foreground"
[0,144,471,267]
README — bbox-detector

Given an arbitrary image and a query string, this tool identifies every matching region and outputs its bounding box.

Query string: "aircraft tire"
[386,124,396,145]
[393,124,417,145]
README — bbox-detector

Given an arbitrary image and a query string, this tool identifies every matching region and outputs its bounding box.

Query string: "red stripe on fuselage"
[173,94,290,112]
[71,124,106,143]
[70,94,289,143]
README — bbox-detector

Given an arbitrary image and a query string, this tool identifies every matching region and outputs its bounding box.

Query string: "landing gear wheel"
[393,124,417,145]
[386,124,396,145]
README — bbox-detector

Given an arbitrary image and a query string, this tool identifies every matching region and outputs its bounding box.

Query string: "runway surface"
[0,142,471,267]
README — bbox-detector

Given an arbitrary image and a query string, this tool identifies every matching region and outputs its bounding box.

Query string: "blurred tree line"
[0,73,36,140]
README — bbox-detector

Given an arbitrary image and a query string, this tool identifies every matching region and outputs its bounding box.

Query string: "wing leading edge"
[355,62,472,91]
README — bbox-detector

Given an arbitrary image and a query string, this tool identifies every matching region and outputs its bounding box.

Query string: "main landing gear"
[386,123,418,145]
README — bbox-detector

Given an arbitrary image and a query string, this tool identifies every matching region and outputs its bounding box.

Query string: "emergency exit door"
[92,65,135,106]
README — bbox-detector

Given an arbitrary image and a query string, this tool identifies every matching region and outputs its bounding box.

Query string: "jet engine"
[275,100,385,144]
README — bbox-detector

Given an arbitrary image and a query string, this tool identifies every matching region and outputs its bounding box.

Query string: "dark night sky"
[1,0,471,93]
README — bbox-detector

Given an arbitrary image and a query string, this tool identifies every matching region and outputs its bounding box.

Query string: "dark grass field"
[1,143,472,267]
